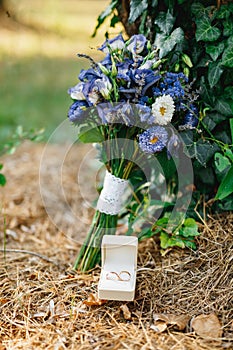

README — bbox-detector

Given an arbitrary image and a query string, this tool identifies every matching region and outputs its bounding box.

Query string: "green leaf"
[182,132,219,166]
[160,231,185,249]
[78,128,104,143]
[200,77,215,107]
[215,99,233,116]
[92,0,118,37]
[202,116,216,131]
[0,173,6,186]
[128,0,148,23]
[180,221,199,237]
[222,45,233,68]
[215,165,233,200]
[206,42,225,61]
[208,62,223,88]
[216,4,230,19]
[0,164,3,171]
[195,16,221,42]
[154,27,184,58]
[154,11,175,35]
[230,119,233,144]
[110,14,119,27]
[214,152,231,173]
[191,2,204,18]
[152,0,158,6]
[223,18,233,37]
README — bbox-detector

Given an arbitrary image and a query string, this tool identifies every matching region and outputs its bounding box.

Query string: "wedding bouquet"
[67,34,198,271]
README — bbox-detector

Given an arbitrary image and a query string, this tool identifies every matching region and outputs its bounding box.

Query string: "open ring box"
[98,235,138,301]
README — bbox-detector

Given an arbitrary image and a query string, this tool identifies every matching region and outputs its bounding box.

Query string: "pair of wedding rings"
[106,270,131,282]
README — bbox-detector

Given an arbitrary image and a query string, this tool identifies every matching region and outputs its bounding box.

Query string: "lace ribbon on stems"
[97,171,128,215]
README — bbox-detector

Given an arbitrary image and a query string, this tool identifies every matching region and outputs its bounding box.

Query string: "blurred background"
[0,0,122,143]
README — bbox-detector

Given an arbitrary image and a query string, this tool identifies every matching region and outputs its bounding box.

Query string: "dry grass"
[0,142,233,350]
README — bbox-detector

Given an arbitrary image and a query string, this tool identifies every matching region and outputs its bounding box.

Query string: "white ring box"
[98,235,138,301]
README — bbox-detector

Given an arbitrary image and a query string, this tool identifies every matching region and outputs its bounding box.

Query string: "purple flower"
[127,34,147,55]
[68,100,88,123]
[98,34,125,53]
[139,126,168,154]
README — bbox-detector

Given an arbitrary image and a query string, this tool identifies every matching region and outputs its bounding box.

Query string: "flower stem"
[73,211,118,272]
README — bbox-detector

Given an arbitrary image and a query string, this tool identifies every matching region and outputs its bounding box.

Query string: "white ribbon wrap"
[97,171,128,215]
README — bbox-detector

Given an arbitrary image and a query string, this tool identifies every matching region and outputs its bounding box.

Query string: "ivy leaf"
[199,77,215,107]
[180,218,199,237]
[160,231,185,249]
[195,16,221,42]
[154,11,175,35]
[208,62,223,88]
[79,128,104,143]
[154,27,184,58]
[222,45,233,68]
[215,98,233,116]
[230,119,233,143]
[181,132,219,166]
[214,152,231,173]
[110,14,119,27]
[223,18,233,37]
[0,173,6,186]
[215,165,233,200]
[128,0,148,23]
[152,0,158,6]
[92,0,118,37]
[216,4,230,19]
[191,2,204,18]
[206,42,225,61]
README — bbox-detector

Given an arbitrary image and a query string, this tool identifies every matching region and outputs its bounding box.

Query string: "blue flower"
[132,69,161,94]
[126,34,147,55]
[139,126,168,154]
[79,68,102,82]
[68,100,88,123]
[96,103,119,124]
[135,104,154,124]
[182,104,199,128]
[98,34,125,53]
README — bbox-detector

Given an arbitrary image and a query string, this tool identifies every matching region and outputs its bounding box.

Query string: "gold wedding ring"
[106,270,131,282]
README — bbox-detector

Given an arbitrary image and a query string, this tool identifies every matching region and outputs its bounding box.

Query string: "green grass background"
[0,0,123,143]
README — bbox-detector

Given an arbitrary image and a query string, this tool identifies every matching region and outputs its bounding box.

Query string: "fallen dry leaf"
[152,313,190,332]
[120,304,131,320]
[191,313,223,338]
[83,293,107,306]
[150,320,168,333]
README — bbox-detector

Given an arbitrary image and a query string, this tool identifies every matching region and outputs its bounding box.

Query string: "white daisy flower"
[152,95,175,125]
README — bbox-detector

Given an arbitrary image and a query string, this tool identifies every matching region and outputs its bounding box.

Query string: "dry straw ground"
[0,142,233,350]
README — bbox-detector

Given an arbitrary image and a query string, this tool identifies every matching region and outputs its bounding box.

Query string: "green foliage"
[138,215,199,251]
[0,164,6,187]
[78,127,104,143]
[92,0,119,37]
[128,0,148,23]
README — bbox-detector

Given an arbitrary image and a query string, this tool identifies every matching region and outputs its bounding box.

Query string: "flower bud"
[183,67,190,78]
[147,40,152,51]
[98,63,110,76]
[152,59,162,69]
[111,59,118,77]
[181,53,193,68]
[174,62,180,72]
